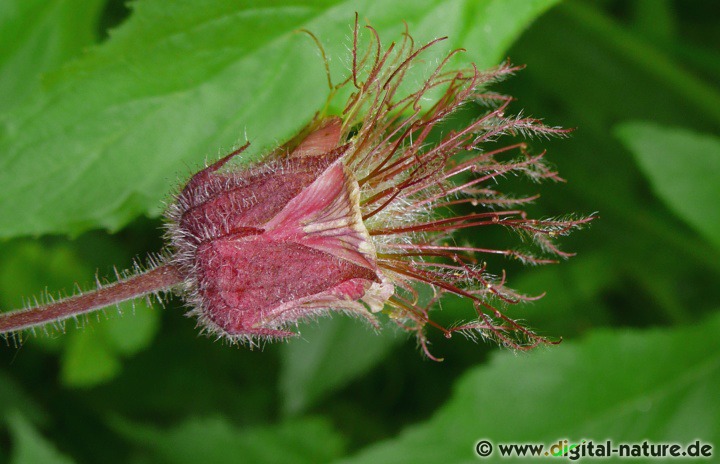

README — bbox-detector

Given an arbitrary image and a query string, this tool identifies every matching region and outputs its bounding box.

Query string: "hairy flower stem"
[0,264,183,334]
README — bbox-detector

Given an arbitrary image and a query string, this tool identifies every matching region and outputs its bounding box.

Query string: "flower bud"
[166,123,393,342]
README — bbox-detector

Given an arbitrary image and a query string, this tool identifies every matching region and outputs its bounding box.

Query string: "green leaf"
[615,121,720,250]
[111,415,345,464]
[338,312,720,463]
[0,0,105,111]
[0,0,560,239]
[61,322,122,387]
[60,301,160,388]
[280,317,404,415]
[6,411,75,464]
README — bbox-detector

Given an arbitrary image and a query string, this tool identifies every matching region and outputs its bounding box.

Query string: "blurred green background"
[1,0,719,463]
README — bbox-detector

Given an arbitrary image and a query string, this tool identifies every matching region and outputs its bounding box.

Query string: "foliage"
[1,0,719,462]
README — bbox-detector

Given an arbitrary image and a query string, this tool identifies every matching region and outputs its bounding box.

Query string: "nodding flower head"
[164,19,593,357]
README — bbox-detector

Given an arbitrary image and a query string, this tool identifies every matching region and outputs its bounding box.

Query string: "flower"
[164,18,593,356]
[0,18,592,351]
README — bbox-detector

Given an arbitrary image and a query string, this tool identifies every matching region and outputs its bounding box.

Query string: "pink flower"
[164,20,593,356]
[0,18,592,357]
[166,125,392,342]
